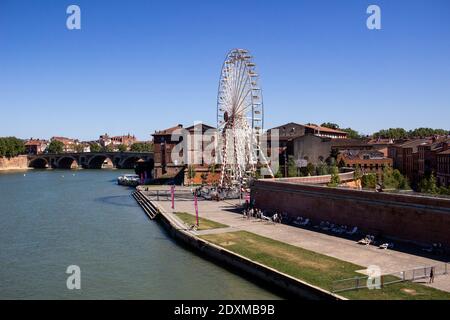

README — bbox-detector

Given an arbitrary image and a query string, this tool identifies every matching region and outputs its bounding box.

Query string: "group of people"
[242,207,263,219]
[242,206,283,224]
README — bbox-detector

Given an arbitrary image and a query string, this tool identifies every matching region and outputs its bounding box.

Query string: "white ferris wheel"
[217,49,273,188]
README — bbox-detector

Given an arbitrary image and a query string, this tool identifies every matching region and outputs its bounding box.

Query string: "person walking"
[429,267,435,284]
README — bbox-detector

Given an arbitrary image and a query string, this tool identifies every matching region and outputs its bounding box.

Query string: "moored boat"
[117,174,140,187]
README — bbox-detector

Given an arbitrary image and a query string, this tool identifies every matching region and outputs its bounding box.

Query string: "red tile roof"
[303,124,347,135]
[153,124,184,135]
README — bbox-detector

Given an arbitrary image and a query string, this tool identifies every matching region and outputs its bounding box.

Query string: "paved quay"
[146,192,450,293]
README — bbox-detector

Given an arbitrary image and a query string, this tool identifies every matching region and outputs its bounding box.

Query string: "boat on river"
[117,174,140,187]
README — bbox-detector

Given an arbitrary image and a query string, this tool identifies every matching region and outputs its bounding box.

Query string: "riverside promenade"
[142,187,450,294]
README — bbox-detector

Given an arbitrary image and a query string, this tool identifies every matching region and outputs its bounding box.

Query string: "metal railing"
[332,262,449,293]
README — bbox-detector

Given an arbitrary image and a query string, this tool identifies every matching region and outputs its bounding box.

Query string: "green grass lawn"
[200,231,450,300]
[174,212,228,231]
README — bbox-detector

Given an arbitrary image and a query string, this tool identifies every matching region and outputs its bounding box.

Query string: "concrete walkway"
[151,196,450,293]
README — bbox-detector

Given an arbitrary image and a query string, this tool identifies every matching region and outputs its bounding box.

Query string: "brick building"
[337,149,393,177]
[389,137,450,186]
[437,148,450,187]
[151,123,217,184]
[152,124,184,178]
[417,138,450,179]
[267,122,349,175]
[24,139,48,155]
[388,139,431,184]
[291,134,391,169]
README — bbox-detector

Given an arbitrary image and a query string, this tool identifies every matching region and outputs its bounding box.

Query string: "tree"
[316,164,329,176]
[353,166,363,181]
[382,167,410,190]
[372,127,449,140]
[321,122,340,130]
[427,174,438,194]
[321,123,361,139]
[72,144,85,153]
[438,186,450,196]
[47,140,64,154]
[361,173,377,189]
[328,165,340,187]
[274,169,283,178]
[117,144,127,152]
[373,128,408,140]
[419,173,438,194]
[89,143,101,153]
[408,128,449,138]
[287,155,298,177]
[0,137,25,158]
[392,169,410,190]
[101,144,114,152]
[341,128,362,139]
[382,167,398,189]
[130,142,153,152]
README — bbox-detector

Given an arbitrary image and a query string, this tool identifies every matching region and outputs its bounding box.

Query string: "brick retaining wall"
[251,180,450,248]
[0,155,29,170]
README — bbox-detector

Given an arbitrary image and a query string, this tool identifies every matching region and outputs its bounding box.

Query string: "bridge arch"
[29,157,49,169]
[57,156,79,169]
[87,155,114,169]
[119,156,145,169]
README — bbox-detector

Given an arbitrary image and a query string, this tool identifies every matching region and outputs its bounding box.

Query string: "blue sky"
[1,0,449,141]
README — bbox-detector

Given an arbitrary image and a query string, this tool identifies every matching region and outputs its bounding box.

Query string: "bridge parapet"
[28,152,153,169]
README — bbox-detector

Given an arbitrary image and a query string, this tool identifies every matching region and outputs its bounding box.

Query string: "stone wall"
[251,180,450,248]
[0,155,29,171]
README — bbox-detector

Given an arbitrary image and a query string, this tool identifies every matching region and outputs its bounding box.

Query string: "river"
[0,169,280,299]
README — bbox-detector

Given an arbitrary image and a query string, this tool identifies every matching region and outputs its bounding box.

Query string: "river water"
[0,169,279,299]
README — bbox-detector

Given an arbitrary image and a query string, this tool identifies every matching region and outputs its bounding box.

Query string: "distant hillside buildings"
[24,133,143,155]
[98,133,137,149]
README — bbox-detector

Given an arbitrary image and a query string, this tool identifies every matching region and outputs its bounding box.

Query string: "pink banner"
[171,185,175,209]
[194,193,199,226]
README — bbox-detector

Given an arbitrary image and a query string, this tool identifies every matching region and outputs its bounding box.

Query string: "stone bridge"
[28,152,153,169]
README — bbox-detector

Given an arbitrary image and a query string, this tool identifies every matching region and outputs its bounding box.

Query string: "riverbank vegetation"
[201,231,450,300]
[174,212,228,230]
[0,137,25,158]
